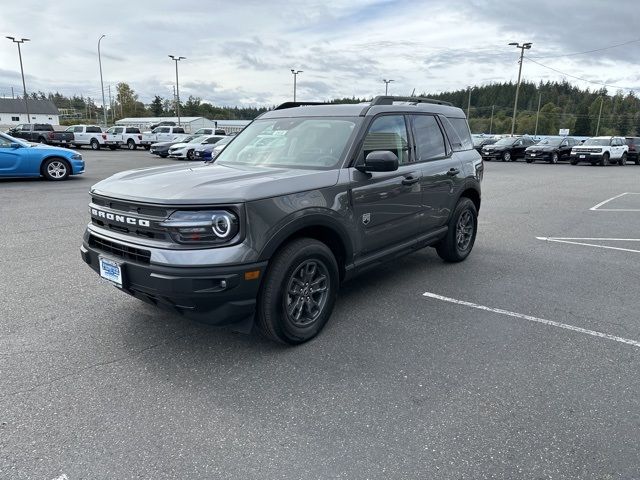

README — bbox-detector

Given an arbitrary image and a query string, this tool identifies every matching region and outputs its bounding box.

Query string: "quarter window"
[363,115,410,164]
[412,115,447,161]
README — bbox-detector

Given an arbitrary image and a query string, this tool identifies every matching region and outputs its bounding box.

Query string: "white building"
[0,98,60,126]
[115,116,250,134]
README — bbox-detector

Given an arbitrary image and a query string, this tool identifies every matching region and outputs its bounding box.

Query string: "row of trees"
[28,80,640,135]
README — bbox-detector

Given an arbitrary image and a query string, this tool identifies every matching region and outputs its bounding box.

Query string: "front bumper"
[571,152,603,162]
[169,150,187,158]
[81,234,267,326]
[526,151,552,161]
[71,159,85,174]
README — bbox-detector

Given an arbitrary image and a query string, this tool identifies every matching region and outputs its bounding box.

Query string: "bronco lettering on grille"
[91,208,151,227]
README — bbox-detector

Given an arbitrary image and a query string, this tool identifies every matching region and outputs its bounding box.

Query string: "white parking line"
[536,237,640,254]
[422,292,640,349]
[590,192,640,211]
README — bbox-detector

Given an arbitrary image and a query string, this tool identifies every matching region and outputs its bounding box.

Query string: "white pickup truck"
[104,126,143,150]
[67,125,106,150]
[140,126,187,149]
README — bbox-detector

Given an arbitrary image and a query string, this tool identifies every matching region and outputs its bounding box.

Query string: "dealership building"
[0,98,60,126]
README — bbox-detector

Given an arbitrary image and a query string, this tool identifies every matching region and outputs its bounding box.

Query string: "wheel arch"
[39,155,72,177]
[459,184,481,214]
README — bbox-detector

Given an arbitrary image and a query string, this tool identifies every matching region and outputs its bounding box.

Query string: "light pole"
[383,79,394,95]
[98,34,107,127]
[6,36,30,123]
[508,41,532,136]
[169,55,186,126]
[291,69,302,102]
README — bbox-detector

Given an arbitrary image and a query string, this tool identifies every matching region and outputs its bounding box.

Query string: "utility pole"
[508,41,532,136]
[595,96,604,136]
[11,87,14,99]
[291,69,303,102]
[534,91,542,137]
[98,35,108,127]
[466,87,471,118]
[6,36,31,123]
[108,85,113,122]
[169,55,186,126]
[489,105,495,134]
[383,79,394,95]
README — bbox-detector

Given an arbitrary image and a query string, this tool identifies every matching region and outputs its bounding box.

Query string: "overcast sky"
[1,0,639,108]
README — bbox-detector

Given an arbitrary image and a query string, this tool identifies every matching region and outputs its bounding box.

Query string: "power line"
[530,38,640,60]
[524,56,638,91]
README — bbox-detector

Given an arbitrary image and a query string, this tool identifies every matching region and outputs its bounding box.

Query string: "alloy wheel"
[47,161,67,179]
[284,259,330,328]
[456,210,474,251]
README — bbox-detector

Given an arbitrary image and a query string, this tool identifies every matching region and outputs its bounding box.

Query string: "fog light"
[244,270,260,281]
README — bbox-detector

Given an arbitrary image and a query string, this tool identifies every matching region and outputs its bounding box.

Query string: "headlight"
[71,153,82,160]
[160,210,239,244]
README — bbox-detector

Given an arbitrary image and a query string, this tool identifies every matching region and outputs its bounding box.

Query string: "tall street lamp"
[383,79,394,95]
[169,55,186,126]
[508,41,532,136]
[98,34,108,127]
[291,69,302,102]
[6,36,31,123]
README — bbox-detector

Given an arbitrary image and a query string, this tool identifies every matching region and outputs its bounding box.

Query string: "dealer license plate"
[99,256,123,287]
[579,155,586,158]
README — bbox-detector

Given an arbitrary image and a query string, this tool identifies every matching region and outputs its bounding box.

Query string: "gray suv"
[81,97,483,344]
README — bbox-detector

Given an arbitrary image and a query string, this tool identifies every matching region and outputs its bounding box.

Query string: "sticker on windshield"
[272,130,288,136]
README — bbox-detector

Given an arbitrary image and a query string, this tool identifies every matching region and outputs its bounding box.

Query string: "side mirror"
[357,150,399,172]
[10,142,22,149]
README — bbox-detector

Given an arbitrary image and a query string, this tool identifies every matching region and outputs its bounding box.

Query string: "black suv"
[625,137,640,165]
[81,97,483,344]
[481,136,536,162]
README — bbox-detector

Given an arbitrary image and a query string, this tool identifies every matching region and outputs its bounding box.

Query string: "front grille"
[89,235,151,264]
[90,196,171,241]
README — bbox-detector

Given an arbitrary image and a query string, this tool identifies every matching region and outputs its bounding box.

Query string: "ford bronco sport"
[81,96,483,344]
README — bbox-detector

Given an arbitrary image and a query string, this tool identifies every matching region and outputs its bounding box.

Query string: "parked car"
[473,136,497,153]
[104,126,143,150]
[193,127,227,136]
[66,125,105,150]
[194,136,232,160]
[141,126,187,149]
[625,137,640,165]
[0,131,84,181]
[149,121,176,130]
[525,136,579,164]
[170,135,227,160]
[570,136,629,166]
[81,96,482,344]
[149,135,192,158]
[481,136,536,161]
[6,123,65,145]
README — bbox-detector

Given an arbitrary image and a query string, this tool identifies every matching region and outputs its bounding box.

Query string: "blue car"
[0,131,85,181]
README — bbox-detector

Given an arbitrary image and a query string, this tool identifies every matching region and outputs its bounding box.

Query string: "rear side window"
[411,115,446,161]
[86,126,102,133]
[36,124,53,131]
[125,128,140,133]
[173,128,185,134]
[442,117,474,151]
[115,127,124,134]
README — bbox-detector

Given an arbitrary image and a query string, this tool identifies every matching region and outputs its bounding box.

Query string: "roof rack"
[274,101,332,110]
[370,96,453,107]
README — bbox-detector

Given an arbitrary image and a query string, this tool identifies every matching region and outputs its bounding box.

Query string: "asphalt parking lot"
[1,149,640,479]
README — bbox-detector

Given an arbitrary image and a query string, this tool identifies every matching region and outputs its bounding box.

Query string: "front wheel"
[435,197,478,263]
[570,158,578,165]
[551,152,559,164]
[619,153,627,166]
[42,157,70,181]
[186,149,195,160]
[502,151,511,162]
[257,238,339,345]
[600,152,609,166]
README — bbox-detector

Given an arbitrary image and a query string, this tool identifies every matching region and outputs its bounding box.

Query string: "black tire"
[127,140,137,150]
[90,139,100,150]
[526,157,534,164]
[159,154,168,158]
[551,152,559,164]
[257,238,339,345]
[570,159,578,165]
[73,144,81,149]
[435,197,478,263]
[143,145,151,150]
[187,149,195,160]
[41,157,70,181]
[600,152,609,166]
[635,156,640,166]
[38,136,47,144]
[109,145,118,150]
[619,153,627,166]
[502,151,511,162]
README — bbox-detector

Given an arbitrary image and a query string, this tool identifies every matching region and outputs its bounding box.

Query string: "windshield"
[0,132,29,147]
[583,138,610,146]
[537,138,562,146]
[494,137,516,146]
[216,117,358,169]
[187,135,208,144]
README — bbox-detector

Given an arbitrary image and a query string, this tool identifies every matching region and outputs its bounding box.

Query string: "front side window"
[362,115,409,164]
[21,125,31,131]
[216,117,358,169]
[412,115,446,161]
[73,126,84,133]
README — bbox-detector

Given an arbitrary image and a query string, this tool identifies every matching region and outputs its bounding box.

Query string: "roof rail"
[274,101,332,111]
[370,96,453,107]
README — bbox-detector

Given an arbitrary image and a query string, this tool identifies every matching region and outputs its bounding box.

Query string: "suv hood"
[91,162,340,204]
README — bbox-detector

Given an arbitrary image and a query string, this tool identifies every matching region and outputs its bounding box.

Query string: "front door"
[0,136,24,175]
[350,114,423,255]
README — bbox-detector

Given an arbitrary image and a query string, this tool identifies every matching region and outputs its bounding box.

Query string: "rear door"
[411,114,464,231]
[350,114,424,255]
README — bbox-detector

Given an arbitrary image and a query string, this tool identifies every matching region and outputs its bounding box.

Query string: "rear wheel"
[90,139,100,150]
[127,139,137,150]
[257,238,339,345]
[435,197,478,263]
[42,157,70,181]
[38,136,47,144]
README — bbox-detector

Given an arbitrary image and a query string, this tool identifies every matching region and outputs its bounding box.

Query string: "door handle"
[402,175,420,185]
[447,168,460,176]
